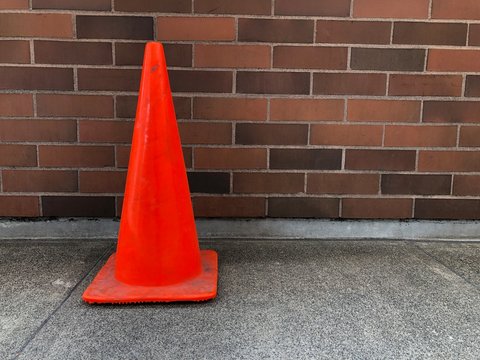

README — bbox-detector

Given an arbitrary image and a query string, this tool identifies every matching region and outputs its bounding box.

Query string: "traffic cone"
[82,42,218,304]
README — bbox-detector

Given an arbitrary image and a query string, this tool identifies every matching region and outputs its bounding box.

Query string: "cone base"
[82,250,218,304]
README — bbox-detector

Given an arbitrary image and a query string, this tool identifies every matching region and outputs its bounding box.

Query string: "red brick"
[310,124,383,146]
[178,122,232,145]
[316,21,391,44]
[276,0,350,16]
[79,171,126,193]
[238,19,314,43]
[0,67,73,91]
[0,120,76,142]
[194,148,267,169]
[157,17,235,41]
[236,124,308,145]
[183,147,192,168]
[0,41,30,63]
[192,196,266,217]
[116,145,131,168]
[432,0,480,20]
[115,0,190,12]
[195,0,270,15]
[33,0,111,10]
[270,99,344,122]
[42,196,115,217]
[423,101,480,124]
[382,174,451,195]
[384,125,457,147]
[415,199,480,220]
[37,95,114,118]
[0,145,37,167]
[79,121,133,144]
[348,100,421,123]
[170,70,232,93]
[0,0,28,9]
[234,173,305,194]
[459,126,480,147]
[0,94,33,117]
[268,197,339,218]
[78,69,140,91]
[237,72,310,95]
[39,145,115,168]
[193,97,267,121]
[428,50,480,72]
[77,16,153,40]
[195,45,270,69]
[274,46,347,70]
[346,150,416,171]
[313,73,386,96]
[453,176,480,196]
[0,196,39,217]
[389,75,462,97]
[35,41,112,65]
[354,0,429,18]
[307,173,379,195]
[343,198,413,219]
[0,14,72,38]
[2,170,78,192]
[393,22,467,46]
[419,151,480,172]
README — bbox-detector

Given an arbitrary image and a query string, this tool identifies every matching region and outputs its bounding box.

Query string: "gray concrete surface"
[1,239,479,359]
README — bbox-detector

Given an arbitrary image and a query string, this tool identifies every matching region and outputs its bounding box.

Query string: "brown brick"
[346,150,416,171]
[453,175,480,196]
[116,145,131,168]
[3,170,78,192]
[307,173,379,195]
[354,0,429,18]
[37,95,113,118]
[0,196,39,217]
[0,14,73,38]
[385,125,457,147]
[193,97,267,121]
[188,172,230,194]
[157,17,235,41]
[270,99,344,121]
[423,101,480,123]
[310,124,383,146]
[459,126,480,147]
[0,41,30,63]
[39,145,115,168]
[469,25,480,46]
[274,46,347,70]
[0,0,28,9]
[351,48,425,71]
[77,16,153,40]
[236,124,308,145]
[195,44,271,69]
[313,73,386,96]
[42,196,115,217]
[0,145,37,167]
[115,0,190,12]
[348,100,421,123]
[428,50,480,72]
[415,199,480,220]
[389,75,462,97]
[276,0,350,16]
[0,94,33,117]
[170,70,232,93]
[78,68,140,91]
[79,121,133,143]
[432,0,480,20]
[394,22,467,46]
[115,43,192,67]
[238,19,314,43]
[116,96,191,119]
[234,173,304,194]
[418,151,480,172]
[183,147,192,168]
[79,171,126,193]
[270,149,342,170]
[173,97,192,119]
[382,174,451,195]
[237,72,310,95]
[0,120,76,142]
[193,196,266,217]
[0,67,73,91]
[343,198,413,219]
[268,197,339,218]
[35,41,112,65]
[195,0,270,15]
[33,0,110,10]
[195,148,267,169]
[178,122,232,145]
[316,21,391,44]
[465,76,480,97]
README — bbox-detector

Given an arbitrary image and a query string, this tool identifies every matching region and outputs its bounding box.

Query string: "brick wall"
[0,0,480,219]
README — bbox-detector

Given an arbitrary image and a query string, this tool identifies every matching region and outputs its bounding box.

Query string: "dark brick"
[238,19,314,43]
[170,70,232,93]
[78,68,141,91]
[237,72,310,94]
[236,124,308,145]
[415,199,480,220]
[453,175,480,196]
[38,145,115,167]
[35,41,112,65]
[268,197,339,218]
[0,40,30,63]
[79,171,126,193]
[423,101,480,123]
[77,16,153,40]
[32,0,111,10]
[195,0,271,15]
[276,0,350,16]
[313,73,386,95]
[115,0,190,12]
[79,120,133,143]
[0,67,73,91]
[42,196,116,217]
[273,46,348,70]
[316,21,391,44]
[465,76,480,97]
[382,174,451,195]
[307,173,379,195]
[37,95,113,118]
[270,149,342,170]
[187,172,230,194]
[393,22,467,45]
[346,150,416,171]
[351,48,426,71]
[115,43,192,67]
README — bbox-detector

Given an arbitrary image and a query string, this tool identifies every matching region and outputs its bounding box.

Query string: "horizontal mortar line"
[190,193,480,199]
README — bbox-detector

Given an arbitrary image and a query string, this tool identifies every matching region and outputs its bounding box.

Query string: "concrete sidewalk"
[1,239,479,359]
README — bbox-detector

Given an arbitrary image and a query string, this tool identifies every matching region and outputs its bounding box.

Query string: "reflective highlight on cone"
[82,42,218,304]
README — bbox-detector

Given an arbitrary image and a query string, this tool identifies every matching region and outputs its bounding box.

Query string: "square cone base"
[82,250,218,304]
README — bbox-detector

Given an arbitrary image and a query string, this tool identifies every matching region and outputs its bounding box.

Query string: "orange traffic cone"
[82,42,218,304]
